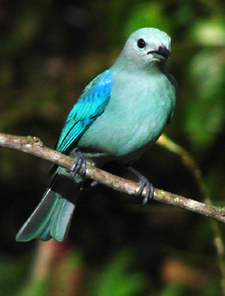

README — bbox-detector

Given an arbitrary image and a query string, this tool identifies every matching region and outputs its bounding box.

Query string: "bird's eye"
[137,38,146,49]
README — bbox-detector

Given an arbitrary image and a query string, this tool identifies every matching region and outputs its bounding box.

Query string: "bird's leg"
[127,166,154,205]
[70,150,86,178]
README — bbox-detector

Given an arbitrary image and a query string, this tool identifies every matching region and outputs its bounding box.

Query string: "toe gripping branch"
[127,166,154,205]
[70,150,86,178]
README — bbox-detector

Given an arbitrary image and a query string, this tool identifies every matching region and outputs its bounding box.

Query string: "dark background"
[1,0,225,295]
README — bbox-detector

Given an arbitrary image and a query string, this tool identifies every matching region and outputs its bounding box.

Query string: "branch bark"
[1,132,225,223]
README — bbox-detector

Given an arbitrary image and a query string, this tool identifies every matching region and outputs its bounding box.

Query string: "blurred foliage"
[0,0,225,295]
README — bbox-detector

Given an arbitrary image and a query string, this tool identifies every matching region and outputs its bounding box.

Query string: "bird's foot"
[127,166,154,205]
[70,151,86,178]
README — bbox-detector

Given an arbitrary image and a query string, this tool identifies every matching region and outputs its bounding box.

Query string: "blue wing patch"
[55,70,112,154]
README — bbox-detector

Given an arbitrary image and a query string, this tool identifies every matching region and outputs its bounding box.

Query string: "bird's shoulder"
[79,70,112,102]
[66,69,112,122]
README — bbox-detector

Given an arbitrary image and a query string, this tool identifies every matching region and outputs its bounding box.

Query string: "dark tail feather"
[16,173,82,242]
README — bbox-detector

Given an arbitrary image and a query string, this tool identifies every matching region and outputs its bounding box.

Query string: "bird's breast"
[78,72,176,161]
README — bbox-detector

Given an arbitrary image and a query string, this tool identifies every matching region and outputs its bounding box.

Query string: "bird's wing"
[56,70,112,154]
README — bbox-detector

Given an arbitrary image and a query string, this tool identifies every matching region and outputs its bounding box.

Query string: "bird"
[16,27,177,242]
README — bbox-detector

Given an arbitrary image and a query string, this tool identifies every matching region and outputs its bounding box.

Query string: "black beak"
[147,46,170,60]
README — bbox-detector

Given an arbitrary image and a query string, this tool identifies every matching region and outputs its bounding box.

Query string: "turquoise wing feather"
[56,70,112,154]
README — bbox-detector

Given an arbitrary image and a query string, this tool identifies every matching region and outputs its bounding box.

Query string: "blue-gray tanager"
[16,28,177,242]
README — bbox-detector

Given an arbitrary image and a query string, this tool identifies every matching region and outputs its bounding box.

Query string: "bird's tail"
[16,173,83,242]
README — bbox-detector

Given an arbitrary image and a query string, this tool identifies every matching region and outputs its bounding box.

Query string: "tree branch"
[1,132,225,223]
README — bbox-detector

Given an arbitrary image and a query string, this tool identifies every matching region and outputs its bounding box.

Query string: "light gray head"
[114,28,171,70]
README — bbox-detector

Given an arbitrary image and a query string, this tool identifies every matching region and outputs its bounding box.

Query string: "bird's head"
[120,28,171,70]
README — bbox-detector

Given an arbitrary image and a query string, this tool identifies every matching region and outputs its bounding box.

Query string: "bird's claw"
[137,175,154,205]
[127,166,154,205]
[70,151,86,178]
